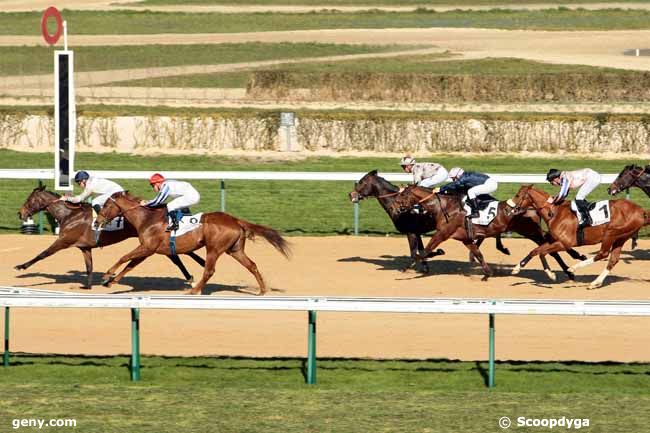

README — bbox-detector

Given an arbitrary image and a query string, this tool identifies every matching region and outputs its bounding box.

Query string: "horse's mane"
[362,170,399,193]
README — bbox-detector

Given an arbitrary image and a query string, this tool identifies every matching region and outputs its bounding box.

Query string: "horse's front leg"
[102,245,155,286]
[79,247,93,289]
[15,237,73,270]
[512,240,566,275]
[464,241,492,280]
[110,257,148,286]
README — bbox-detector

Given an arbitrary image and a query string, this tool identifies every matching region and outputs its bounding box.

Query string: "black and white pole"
[43,7,75,191]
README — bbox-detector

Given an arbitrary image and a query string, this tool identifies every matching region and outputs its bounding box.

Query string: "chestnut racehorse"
[16,186,204,289]
[510,185,650,288]
[96,191,290,295]
[411,184,586,281]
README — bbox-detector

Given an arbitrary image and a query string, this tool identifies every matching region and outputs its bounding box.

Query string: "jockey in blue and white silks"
[439,167,498,218]
[140,173,200,232]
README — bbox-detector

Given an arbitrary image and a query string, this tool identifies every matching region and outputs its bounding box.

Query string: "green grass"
[0,355,649,432]
[2,150,648,236]
[134,0,650,4]
[107,56,629,88]
[6,8,650,36]
[0,43,403,77]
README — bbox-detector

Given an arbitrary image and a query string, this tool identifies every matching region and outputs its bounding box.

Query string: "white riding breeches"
[419,167,449,188]
[575,172,601,200]
[467,178,498,199]
[166,191,200,212]
[92,191,122,208]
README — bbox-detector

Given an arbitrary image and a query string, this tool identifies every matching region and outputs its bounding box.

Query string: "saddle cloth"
[570,200,611,226]
[463,199,499,226]
[92,216,125,232]
[172,213,203,236]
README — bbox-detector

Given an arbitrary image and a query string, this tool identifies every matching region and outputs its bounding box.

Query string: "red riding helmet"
[149,173,165,185]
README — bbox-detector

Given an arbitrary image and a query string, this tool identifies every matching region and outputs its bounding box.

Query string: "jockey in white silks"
[546,168,602,227]
[140,173,201,232]
[60,171,124,215]
[399,156,449,188]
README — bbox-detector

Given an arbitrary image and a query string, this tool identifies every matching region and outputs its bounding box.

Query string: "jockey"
[60,171,124,215]
[400,155,449,189]
[546,168,601,227]
[439,167,498,218]
[140,173,200,232]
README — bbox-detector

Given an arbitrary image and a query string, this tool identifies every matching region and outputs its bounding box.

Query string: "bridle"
[613,166,645,193]
[100,196,140,221]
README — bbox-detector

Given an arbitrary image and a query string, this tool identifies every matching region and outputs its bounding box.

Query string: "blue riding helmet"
[74,171,90,183]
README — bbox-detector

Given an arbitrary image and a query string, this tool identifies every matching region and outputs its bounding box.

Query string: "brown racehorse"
[15,186,205,289]
[606,164,647,249]
[96,191,291,295]
[348,170,511,273]
[510,184,650,288]
[414,186,585,281]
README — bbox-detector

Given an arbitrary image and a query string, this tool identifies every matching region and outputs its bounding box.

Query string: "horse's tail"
[238,219,291,259]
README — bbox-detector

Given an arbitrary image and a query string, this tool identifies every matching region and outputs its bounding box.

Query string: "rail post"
[488,313,495,388]
[37,180,44,234]
[307,310,317,384]
[130,308,141,381]
[3,307,9,367]
[220,180,226,212]
[353,183,359,235]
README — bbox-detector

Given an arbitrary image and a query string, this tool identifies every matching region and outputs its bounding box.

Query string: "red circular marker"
[41,7,63,46]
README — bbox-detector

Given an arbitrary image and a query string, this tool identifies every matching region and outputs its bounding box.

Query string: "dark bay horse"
[607,164,648,249]
[16,186,205,289]
[348,170,510,272]
[413,184,585,281]
[510,185,650,288]
[96,191,291,295]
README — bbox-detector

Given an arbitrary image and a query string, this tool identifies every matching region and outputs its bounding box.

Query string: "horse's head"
[96,191,132,227]
[349,170,383,202]
[18,185,57,220]
[608,164,644,196]
[509,184,535,214]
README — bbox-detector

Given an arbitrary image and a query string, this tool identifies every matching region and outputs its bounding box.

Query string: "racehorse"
[411,183,586,281]
[15,186,205,289]
[349,170,511,272]
[95,191,291,295]
[510,184,650,288]
[606,164,648,249]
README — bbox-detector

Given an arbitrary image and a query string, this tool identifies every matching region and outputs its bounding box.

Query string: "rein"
[104,196,140,220]
[377,191,401,199]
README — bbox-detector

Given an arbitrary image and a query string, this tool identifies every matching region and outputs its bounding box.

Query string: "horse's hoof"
[80,285,92,290]
[434,249,445,256]
[511,264,521,275]
[502,248,511,256]
[567,272,576,281]
[186,276,194,284]
[481,275,490,282]
[589,281,603,290]
[544,269,557,282]
[578,255,587,261]
[101,274,115,287]
[14,264,26,271]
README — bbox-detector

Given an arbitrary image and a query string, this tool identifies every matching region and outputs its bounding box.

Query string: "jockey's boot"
[166,209,180,232]
[467,197,480,219]
[575,199,592,228]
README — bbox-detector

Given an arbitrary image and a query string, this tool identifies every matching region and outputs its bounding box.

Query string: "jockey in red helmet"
[140,173,200,232]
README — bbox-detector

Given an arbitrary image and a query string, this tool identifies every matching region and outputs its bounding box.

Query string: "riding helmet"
[448,167,464,180]
[149,173,166,185]
[74,171,90,183]
[546,169,562,182]
[400,156,416,166]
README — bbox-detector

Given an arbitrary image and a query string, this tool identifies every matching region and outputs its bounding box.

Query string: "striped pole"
[220,180,226,212]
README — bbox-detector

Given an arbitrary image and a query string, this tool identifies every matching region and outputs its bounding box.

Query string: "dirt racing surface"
[1,234,649,362]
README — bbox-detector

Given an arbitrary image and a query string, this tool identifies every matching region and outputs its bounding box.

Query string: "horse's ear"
[369,169,378,176]
[38,185,46,191]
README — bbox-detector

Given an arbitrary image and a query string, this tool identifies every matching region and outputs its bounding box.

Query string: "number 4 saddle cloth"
[570,200,611,226]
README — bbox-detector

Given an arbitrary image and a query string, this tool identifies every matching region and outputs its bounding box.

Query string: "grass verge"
[6,9,650,36]
[1,150,648,236]
[0,355,649,432]
[0,43,405,77]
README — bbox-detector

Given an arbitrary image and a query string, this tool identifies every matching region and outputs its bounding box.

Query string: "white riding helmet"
[449,167,464,180]
[400,156,416,167]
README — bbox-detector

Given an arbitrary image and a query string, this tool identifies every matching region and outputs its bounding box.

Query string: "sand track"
[2,235,649,362]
